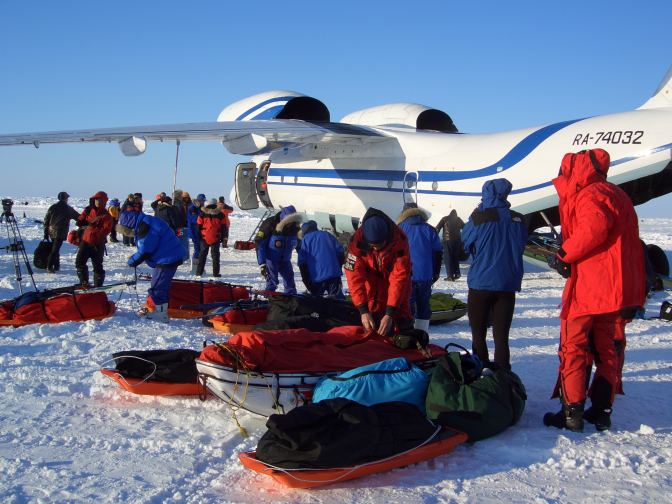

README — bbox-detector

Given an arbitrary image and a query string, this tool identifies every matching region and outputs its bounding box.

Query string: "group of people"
[254,148,646,433]
[42,189,234,321]
[42,148,646,431]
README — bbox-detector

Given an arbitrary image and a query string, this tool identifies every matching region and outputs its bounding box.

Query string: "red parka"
[197,205,226,245]
[344,208,412,322]
[78,191,113,246]
[553,149,645,319]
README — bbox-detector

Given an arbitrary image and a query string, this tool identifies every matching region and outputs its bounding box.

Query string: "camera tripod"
[1,200,37,294]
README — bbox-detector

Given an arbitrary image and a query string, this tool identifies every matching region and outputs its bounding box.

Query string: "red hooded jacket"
[553,149,645,319]
[197,204,226,245]
[78,191,113,246]
[344,209,412,322]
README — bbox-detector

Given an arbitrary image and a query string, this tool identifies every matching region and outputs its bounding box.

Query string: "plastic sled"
[100,368,202,396]
[238,427,468,489]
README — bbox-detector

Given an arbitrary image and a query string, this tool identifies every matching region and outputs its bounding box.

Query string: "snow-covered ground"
[0,197,670,503]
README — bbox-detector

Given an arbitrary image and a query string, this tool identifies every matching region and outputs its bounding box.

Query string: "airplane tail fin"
[639,65,672,109]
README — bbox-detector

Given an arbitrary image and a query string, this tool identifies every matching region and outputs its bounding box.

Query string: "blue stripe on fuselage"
[267,142,672,197]
[270,118,582,182]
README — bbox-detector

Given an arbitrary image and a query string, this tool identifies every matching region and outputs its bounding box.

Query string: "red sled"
[99,368,202,396]
[238,428,468,489]
[167,279,250,318]
[234,240,255,250]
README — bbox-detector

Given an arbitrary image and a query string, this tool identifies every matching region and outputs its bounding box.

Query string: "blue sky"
[0,1,670,217]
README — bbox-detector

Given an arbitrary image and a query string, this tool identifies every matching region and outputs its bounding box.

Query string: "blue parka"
[256,206,301,265]
[119,212,185,268]
[398,208,443,282]
[461,179,528,292]
[186,202,201,240]
[298,221,345,282]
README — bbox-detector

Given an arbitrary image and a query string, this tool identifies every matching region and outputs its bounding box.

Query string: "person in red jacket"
[75,191,114,287]
[217,196,234,248]
[196,198,226,277]
[344,208,412,336]
[544,149,645,432]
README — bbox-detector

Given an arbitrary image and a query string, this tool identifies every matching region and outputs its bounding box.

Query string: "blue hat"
[196,193,206,201]
[362,215,389,244]
[279,205,297,220]
[301,220,317,235]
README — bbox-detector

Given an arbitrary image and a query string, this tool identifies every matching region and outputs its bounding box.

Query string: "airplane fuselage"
[259,107,672,230]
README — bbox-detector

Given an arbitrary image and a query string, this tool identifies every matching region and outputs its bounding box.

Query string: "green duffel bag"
[425,344,527,441]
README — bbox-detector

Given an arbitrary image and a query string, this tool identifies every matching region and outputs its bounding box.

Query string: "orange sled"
[238,428,468,489]
[100,368,202,396]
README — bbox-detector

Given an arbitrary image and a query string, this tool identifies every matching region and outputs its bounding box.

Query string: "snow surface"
[0,197,671,503]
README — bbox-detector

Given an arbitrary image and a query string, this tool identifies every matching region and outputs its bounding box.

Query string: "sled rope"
[251,423,443,484]
[99,355,158,388]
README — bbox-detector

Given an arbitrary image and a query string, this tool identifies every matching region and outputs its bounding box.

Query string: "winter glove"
[548,253,571,278]
[127,256,142,268]
[260,264,268,279]
[43,230,49,241]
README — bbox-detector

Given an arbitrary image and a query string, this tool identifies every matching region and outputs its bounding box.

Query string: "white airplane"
[1,66,671,238]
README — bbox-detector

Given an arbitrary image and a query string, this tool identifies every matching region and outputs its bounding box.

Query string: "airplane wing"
[0,120,389,155]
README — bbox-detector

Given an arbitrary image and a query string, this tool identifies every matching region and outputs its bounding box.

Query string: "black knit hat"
[57,191,70,201]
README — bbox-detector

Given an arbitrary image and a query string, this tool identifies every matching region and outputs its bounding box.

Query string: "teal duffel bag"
[425,344,527,441]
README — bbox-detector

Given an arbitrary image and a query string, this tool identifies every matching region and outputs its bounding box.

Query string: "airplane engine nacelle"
[341,103,458,133]
[118,136,147,156]
[218,90,330,155]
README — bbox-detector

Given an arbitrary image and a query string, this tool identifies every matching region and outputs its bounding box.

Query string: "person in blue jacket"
[255,205,302,294]
[397,204,443,332]
[187,193,205,273]
[297,220,346,299]
[461,178,528,369]
[117,211,185,322]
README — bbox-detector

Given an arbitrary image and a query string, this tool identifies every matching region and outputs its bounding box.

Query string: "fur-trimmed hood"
[397,206,430,224]
[276,212,303,233]
[200,204,222,216]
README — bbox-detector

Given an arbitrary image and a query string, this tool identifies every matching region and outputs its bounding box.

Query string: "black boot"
[77,268,90,289]
[543,401,584,432]
[583,406,612,431]
[586,376,613,431]
[93,272,105,288]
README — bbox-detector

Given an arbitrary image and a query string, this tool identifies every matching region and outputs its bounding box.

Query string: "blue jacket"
[298,222,345,282]
[256,211,301,265]
[120,212,185,268]
[398,209,443,282]
[461,179,528,292]
[186,203,201,240]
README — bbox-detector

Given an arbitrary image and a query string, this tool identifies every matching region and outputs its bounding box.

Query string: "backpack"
[33,239,51,269]
[425,344,527,441]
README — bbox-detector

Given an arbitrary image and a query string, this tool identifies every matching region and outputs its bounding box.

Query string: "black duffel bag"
[33,239,51,270]
[112,349,200,383]
[256,398,438,469]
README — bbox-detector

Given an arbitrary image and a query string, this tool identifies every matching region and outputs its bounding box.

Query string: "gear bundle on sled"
[166,279,250,318]
[0,290,115,327]
[195,326,446,417]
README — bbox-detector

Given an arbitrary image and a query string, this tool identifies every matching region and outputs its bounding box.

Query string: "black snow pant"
[75,242,105,286]
[47,237,64,272]
[196,241,221,276]
[443,240,462,279]
[467,288,516,369]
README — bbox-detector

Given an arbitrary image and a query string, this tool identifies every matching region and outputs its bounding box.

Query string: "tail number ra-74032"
[572,130,644,146]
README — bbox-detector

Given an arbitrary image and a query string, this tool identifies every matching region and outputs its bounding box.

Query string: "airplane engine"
[341,103,458,133]
[217,90,330,155]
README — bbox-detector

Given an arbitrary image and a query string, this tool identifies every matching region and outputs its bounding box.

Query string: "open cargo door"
[235,162,259,210]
